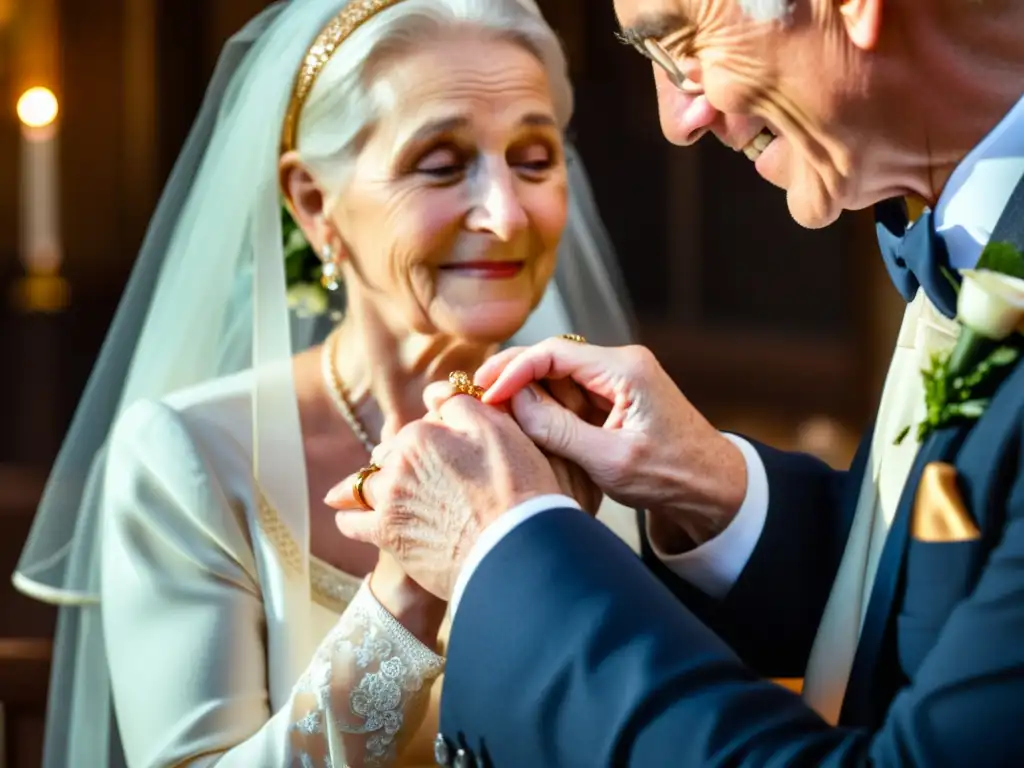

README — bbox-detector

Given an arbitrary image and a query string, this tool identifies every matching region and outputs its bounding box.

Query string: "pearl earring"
[320,244,340,291]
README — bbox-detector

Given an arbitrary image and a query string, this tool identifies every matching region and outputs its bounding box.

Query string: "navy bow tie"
[874,198,960,319]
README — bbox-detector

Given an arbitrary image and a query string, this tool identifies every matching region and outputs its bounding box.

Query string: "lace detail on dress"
[310,556,362,613]
[295,710,322,735]
[287,578,445,767]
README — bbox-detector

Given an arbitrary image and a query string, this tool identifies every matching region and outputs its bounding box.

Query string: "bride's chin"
[431,302,534,344]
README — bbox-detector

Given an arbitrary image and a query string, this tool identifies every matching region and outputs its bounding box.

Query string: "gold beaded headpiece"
[280,0,407,155]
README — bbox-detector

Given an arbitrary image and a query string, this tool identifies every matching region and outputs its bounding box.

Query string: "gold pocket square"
[911,462,981,543]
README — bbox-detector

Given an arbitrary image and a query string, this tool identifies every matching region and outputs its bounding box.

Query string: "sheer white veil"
[12,0,633,764]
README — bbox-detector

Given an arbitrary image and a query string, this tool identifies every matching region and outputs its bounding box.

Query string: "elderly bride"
[12,0,636,766]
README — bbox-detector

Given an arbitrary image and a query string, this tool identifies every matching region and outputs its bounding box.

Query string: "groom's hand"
[324,394,561,600]
[474,339,748,552]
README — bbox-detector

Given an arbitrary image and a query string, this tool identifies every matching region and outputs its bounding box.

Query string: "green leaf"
[893,424,911,446]
[949,399,989,418]
[987,346,1021,367]
[907,333,1024,444]
[976,241,1024,279]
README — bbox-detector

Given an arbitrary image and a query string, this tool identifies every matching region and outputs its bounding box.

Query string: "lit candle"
[15,86,68,311]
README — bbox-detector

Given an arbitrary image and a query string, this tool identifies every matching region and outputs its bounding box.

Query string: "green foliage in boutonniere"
[975,241,1024,279]
[896,241,1024,445]
[282,204,330,317]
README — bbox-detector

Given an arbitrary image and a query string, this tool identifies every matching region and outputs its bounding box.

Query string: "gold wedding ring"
[449,370,485,400]
[559,333,587,344]
[352,463,381,511]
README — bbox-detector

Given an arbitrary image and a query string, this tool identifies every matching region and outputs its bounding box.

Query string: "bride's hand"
[369,535,447,649]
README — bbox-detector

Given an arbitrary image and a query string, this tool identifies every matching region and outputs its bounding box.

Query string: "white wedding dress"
[100,368,640,768]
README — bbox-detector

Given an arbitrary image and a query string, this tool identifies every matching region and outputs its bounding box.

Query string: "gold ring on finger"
[449,370,485,400]
[559,333,587,344]
[353,463,381,511]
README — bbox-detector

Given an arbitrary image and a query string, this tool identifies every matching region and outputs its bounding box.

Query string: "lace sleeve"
[288,579,446,767]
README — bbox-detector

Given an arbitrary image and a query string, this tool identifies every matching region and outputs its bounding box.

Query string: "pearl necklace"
[320,330,376,453]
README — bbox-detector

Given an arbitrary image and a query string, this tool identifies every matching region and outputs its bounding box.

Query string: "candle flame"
[17,87,59,128]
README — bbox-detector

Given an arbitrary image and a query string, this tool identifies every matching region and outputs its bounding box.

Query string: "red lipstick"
[440,261,524,279]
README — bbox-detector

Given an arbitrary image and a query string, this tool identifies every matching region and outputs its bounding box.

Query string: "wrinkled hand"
[424,381,603,515]
[474,340,748,550]
[324,395,562,600]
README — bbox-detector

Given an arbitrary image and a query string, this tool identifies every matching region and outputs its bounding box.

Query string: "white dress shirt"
[451,94,1024,619]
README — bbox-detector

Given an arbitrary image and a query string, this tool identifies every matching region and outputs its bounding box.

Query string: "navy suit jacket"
[438,183,1024,766]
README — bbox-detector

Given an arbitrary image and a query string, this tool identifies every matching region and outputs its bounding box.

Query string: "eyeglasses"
[620,35,703,95]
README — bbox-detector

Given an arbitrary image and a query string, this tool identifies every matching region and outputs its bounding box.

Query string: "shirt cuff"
[646,434,768,599]
[450,494,580,618]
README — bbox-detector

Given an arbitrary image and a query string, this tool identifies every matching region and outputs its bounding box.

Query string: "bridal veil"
[11,0,634,764]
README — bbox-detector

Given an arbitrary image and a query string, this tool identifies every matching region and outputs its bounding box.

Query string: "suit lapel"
[956,358,1024,534]
[989,168,1024,249]
[838,424,969,726]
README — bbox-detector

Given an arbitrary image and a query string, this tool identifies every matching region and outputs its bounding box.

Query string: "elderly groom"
[331,0,1024,764]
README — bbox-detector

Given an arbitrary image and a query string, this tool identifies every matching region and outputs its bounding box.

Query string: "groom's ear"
[839,0,882,51]
[279,152,335,254]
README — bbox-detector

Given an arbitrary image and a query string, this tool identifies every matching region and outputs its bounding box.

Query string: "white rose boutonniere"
[896,242,1024,445]
[956,269,1024,341]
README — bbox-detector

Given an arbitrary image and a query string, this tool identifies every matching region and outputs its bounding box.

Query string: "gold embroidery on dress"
[256,488,361,611]
[255,491,305,574]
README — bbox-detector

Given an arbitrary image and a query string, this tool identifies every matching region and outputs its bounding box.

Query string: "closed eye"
[416,145,466,179]
[511,141,557,176]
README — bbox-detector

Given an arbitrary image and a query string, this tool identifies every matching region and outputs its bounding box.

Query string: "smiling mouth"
[439,261,525,279]
[742,128,777,161]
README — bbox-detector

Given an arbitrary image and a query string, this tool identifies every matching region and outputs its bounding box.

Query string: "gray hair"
[296,0,573,194]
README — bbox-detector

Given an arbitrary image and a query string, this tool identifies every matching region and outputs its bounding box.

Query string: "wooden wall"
[0,467,51,768]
